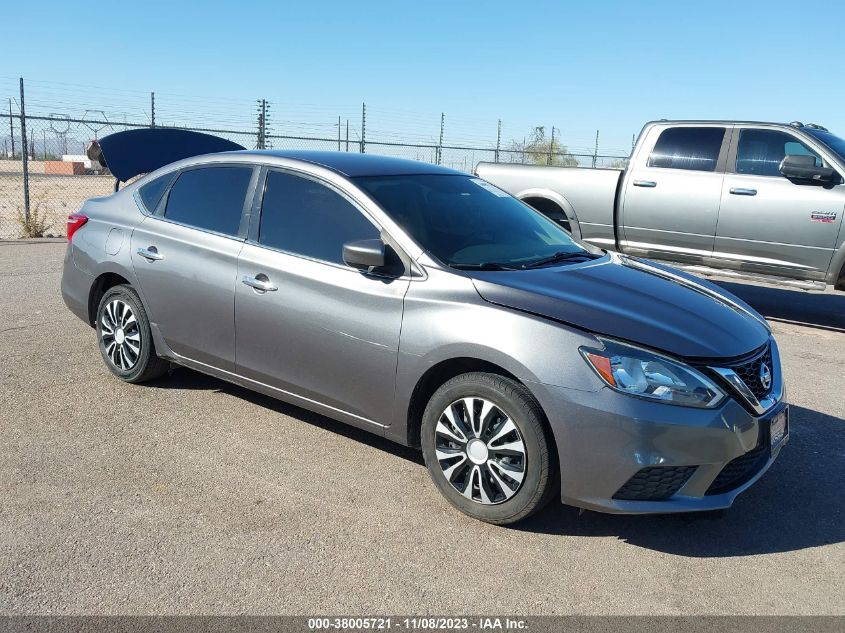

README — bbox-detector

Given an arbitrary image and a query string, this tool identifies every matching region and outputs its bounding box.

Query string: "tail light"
[67,213,88,242]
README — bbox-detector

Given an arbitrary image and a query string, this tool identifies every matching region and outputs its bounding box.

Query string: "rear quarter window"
[137,174,174,213]
[647,127,726,172]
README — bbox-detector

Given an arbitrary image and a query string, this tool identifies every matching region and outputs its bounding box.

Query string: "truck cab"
[477,120,845,291]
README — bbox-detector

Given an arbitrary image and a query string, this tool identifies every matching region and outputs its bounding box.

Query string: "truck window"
[735,129,823,177]
[647,127,725,171]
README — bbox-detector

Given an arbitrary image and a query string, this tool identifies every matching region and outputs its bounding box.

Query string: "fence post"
[19,77,30,225]
[360,103,366,153]
[495,119,501,163]
[437,112,444,165]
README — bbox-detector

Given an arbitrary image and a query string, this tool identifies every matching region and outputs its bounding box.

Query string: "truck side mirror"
[780,155,838,184]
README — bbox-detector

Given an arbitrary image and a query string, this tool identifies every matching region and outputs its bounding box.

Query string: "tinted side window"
[259,171,379,265]
[647,127,726,171]
[163,166,253,236]
[138,174,173,212]
[736,129,823,177]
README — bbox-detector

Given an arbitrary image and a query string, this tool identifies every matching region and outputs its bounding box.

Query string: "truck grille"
[613,465,696,501]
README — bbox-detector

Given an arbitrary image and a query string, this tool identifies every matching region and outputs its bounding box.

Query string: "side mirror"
[780,154,838,183]
[343,238,385,271]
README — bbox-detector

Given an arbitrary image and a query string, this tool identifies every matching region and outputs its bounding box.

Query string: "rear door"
[714,126,845,279]
[131,164,257,371]
[620,124,731,263]
[235,168,410,427]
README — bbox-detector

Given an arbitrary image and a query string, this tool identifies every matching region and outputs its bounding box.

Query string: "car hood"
[469,254,770,359]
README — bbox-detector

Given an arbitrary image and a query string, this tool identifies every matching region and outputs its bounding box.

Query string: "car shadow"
[147,367,424,466]
[151,368,843,557]
[712,280,845,332]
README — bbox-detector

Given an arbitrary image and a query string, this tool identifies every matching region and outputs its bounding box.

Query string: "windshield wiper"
[522,251,598,269]
[450,262,522,271]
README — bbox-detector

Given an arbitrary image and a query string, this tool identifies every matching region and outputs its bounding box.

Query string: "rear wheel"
[421,372,557,525]
[96,285,169,383]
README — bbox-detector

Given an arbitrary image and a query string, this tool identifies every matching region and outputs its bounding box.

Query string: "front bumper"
[531,380,787,514]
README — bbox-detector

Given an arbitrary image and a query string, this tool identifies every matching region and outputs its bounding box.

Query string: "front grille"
[705,437,769,496]
[726,344,773,402]
[613,465,696,501]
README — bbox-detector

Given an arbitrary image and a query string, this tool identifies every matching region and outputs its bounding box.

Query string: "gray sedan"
[61,135,788,524]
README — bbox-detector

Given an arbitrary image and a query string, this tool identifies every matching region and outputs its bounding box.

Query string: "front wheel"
[421,372,558,525]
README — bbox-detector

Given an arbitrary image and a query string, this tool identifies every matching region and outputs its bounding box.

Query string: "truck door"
[714,126,845,280]
[620,125,731,264]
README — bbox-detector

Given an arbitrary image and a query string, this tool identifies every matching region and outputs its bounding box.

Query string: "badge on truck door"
[810,211,837,223]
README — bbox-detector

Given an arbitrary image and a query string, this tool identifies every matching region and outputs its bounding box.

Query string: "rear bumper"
[61,243,93,325]
[531,381,787,514]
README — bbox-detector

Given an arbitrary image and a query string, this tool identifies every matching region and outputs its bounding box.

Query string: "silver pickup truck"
[476,120,845,290]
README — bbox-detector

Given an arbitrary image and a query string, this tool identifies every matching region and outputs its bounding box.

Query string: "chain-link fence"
[1,99,628,239]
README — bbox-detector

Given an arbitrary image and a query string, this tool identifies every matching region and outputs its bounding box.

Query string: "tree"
[509,126,579,167]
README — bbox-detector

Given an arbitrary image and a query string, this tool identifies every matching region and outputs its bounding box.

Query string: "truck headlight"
[580,338,725,408]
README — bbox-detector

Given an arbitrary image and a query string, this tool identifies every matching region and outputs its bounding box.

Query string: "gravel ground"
[0,242,843,615]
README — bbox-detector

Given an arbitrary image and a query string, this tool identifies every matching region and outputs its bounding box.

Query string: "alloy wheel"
[434,396,527,505]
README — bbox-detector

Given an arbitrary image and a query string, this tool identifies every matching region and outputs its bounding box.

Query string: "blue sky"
[5,0,845,155]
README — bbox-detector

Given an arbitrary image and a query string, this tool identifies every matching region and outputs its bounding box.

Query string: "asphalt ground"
[0,241,843,615]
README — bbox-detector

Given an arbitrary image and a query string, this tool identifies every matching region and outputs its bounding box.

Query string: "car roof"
[231,150,465,177]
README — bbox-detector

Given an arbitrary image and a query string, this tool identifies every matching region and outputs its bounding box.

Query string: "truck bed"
[475,162,623,248]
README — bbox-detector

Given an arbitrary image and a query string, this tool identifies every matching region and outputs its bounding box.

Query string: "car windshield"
[354,174,593,269]
[805,128,845,162]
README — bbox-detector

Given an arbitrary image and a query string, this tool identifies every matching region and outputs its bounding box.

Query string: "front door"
[621,125,730,263]
[130,164,255,371]
[715,127,845,279]
[235,169,410,427]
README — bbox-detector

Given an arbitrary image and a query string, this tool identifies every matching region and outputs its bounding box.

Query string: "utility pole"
[19,77,30,223]
[150,92,156,128]
[8,99,14,158]
[337,115,341,151]
[548,126,555,165]
[256,99,267,149]
[360,103,366,153]
[437,112,445,165]
[345,120,349,152]
[437,112,446,165]
[593,129,599,168]
[495,119,502,163]
[631,133,636,151]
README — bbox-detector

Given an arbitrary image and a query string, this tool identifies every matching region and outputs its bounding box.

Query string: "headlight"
[580,338,725,408]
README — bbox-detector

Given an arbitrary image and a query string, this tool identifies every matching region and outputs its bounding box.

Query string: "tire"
[421,372,558,525]
[96,284,170,383]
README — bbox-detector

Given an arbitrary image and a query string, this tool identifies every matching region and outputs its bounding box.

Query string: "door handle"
[241,274,278,292]
[730,188,757,196]
[137,246,164,261]
[633,180,657,188]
